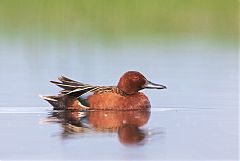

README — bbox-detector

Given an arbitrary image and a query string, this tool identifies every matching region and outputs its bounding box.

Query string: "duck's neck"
[113,87,128,96]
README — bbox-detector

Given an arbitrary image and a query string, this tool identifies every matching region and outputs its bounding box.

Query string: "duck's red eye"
[132,76,140,81]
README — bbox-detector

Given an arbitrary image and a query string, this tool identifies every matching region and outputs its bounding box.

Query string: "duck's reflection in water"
[45,110,151,145]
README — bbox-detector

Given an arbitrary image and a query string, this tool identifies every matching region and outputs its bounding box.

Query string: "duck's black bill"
[144,81,167,89]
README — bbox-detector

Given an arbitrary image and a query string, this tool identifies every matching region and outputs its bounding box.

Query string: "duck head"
[117,71,167,95]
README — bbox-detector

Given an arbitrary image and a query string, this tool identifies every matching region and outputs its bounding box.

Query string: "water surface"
[0,107,238,160]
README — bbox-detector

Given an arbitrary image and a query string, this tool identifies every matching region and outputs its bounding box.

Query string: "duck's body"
[88,91,150,110]
[41,71,166,110]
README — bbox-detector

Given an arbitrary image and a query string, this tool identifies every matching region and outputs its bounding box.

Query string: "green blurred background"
[0,0,238,41]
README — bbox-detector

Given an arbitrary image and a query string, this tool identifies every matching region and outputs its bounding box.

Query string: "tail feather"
[40,95,58,102]
[40,94,83,110]
[40,94,67,110]
[40,94,90,110]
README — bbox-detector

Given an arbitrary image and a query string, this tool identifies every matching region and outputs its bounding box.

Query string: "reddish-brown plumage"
[117,71,147,95]
[42,71,166,110]
[88,92,150,110]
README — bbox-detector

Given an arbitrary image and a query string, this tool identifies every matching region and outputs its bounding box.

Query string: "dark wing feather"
[58,76,90,86]
[65,86,98,97]
[50,80,84,91]
[50,76,100,97]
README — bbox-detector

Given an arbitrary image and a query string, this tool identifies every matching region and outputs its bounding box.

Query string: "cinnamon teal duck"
[41,71,166,110]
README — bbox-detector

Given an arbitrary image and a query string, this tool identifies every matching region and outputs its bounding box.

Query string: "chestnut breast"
[87,92,150,110]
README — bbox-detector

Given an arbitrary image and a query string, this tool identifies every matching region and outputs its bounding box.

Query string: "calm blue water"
[0,38,238,160]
